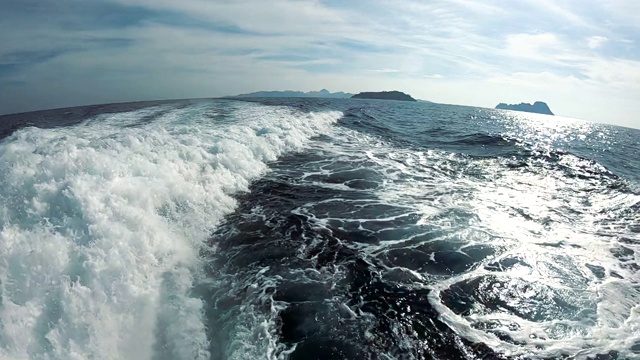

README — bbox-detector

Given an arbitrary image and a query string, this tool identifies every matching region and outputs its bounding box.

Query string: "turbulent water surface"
[0,98,638,360]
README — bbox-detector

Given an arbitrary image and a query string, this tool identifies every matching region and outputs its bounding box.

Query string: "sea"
[0,98,638,360]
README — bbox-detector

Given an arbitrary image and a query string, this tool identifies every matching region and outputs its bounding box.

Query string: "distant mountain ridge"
[229,89,352,98]
[351,91,417,102]
[496,101,554,115]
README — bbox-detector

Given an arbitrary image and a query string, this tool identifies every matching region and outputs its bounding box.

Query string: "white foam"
[0,101,341,359]
[299,125,640,359]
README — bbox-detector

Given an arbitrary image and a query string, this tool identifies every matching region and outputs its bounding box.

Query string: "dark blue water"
[0,98,638,359]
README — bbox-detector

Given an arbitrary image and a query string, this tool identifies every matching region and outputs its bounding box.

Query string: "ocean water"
[0,98,638,360]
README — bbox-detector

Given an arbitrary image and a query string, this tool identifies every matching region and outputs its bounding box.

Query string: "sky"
[1,0,639,128]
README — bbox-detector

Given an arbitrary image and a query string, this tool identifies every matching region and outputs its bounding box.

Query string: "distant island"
[228,89,352,99]
[352,91,417,102]
[495,101,554,115]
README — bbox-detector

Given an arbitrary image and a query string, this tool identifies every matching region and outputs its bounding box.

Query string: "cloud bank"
[1,0,639,127]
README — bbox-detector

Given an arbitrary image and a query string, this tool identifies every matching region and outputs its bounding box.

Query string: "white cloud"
[1,0,640,128]
[580,58,640,92]
[110,0,357,37]
[505,33,564,60]
[488,71,584,88]
[370,68,401,73]
[517,0,597,30]
[587,36,608,49]
[600,0,640,28]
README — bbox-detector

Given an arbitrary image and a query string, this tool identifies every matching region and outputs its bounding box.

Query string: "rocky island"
[495,101,554,115]
[351,91,417,102]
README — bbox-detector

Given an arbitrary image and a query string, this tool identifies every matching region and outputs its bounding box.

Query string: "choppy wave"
[1,98,639,360]
[203,103,640,359]
[0,101,341,359]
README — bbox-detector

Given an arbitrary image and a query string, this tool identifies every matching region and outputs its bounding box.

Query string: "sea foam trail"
[0,101,341,360]
[288,124,640,359]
